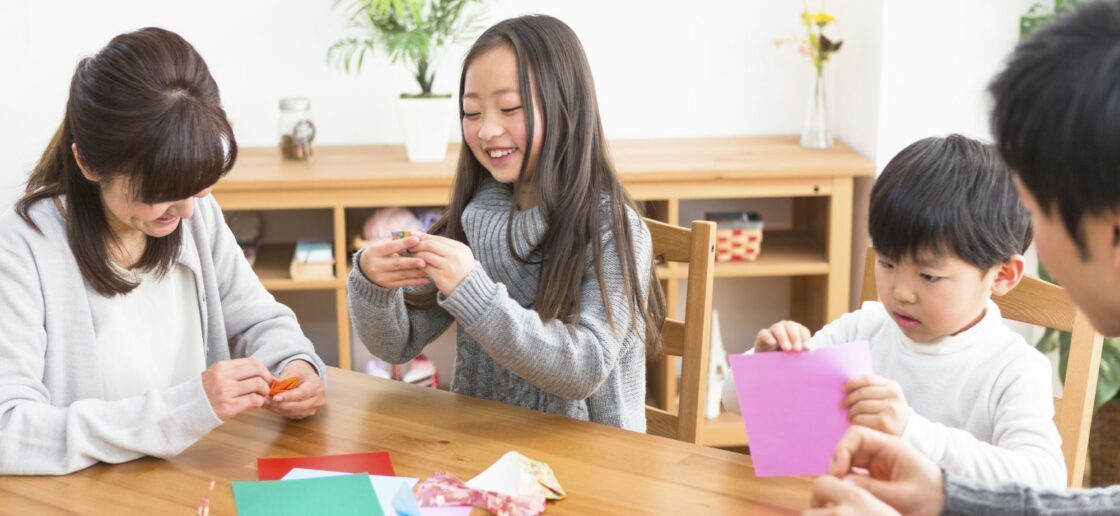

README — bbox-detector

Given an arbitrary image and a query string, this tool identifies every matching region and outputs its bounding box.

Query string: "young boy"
[723,134,1065,487]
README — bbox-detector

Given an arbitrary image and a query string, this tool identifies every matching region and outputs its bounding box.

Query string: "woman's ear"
[71,143,98,183]
[992,254,1026,296]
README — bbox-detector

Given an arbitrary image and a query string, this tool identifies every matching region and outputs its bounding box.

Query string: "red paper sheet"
[257,451,395,480]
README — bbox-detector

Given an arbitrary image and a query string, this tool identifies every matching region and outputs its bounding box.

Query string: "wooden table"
[213,137,874,447]
[0,368,813,514]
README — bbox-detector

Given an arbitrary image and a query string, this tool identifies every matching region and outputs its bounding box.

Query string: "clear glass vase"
[800,67,833,150]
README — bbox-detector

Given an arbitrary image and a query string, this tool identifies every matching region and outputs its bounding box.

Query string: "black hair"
[18,27,236,296]
[869,135,1032,270]
[989,0,1120,256]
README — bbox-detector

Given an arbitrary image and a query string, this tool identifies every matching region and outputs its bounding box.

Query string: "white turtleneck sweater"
[723,300,1065,487]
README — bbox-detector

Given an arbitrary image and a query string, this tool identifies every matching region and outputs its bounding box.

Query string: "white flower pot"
[398,96,454,163]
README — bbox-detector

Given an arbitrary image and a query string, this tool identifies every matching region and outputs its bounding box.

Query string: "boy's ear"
[992,254,1026,297]
[71,143,98,183]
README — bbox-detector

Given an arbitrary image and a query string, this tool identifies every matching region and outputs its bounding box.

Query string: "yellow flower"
[804,11,836,25]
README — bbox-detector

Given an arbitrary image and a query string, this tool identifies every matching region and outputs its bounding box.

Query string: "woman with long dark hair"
[0,27,326,475]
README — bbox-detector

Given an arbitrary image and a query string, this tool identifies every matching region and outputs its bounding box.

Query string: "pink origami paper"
[729,341,873,477]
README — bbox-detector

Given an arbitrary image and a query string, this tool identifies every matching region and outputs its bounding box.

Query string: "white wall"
[0,0,820,208]
[0,0,834,373]
[0,0,1045,373]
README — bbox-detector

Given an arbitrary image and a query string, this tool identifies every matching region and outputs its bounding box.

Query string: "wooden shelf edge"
[657,230,829,279]
[260,279,340,291]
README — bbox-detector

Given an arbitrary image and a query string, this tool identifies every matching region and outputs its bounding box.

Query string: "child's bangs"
[128,104,237,204]
[869,190,959,265]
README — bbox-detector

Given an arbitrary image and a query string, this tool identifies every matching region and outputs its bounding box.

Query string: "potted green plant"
[329,0,485,162]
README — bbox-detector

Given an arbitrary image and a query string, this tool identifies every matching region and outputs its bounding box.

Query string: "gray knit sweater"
[348,179,651,431]
[943,471,1120,514]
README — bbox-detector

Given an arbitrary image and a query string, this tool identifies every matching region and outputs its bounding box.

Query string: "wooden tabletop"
[0,368,812,515]
[216,136,873,193]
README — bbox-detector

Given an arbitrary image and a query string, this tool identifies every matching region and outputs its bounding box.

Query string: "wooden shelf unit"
[213,136,873,448]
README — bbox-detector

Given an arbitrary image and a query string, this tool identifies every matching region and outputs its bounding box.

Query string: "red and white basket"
[705,211,764,262]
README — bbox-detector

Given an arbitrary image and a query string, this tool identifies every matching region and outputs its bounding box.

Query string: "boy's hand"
[755,320,812,352]
[843,375,910,436]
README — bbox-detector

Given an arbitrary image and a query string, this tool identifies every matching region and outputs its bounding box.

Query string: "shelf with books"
[253,242,338,291]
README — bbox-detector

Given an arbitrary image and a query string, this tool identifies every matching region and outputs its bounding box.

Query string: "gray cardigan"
[943,471,1120,514]
[348,180,651,431]
[0,196,325,475]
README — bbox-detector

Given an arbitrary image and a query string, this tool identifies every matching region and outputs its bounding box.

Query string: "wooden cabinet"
[214,136,873,447]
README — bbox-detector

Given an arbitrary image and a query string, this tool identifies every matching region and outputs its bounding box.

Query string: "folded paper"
[729,341,873,477]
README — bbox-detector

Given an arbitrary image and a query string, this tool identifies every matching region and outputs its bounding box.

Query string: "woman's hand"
[267,359,325,419]
[201,358,274,421]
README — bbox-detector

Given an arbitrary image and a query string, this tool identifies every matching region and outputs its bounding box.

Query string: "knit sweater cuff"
[348,248,399,305]
[439,263,497,326]
[941,470,1012,515]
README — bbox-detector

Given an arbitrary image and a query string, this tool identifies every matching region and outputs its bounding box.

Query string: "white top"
[94,263,207,401]
[723,300,1066,487]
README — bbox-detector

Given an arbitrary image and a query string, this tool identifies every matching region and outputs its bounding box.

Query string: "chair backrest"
[859,247,1103,487]
[644,218,717,444]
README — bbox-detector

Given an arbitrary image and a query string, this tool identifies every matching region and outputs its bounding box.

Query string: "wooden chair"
[643,219,717,444]
[859,247,1104,487]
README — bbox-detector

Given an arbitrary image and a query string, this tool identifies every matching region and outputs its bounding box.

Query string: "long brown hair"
[410,15,665,350]
[17,27,237,296]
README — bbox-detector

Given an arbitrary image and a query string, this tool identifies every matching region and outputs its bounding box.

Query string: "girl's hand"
[411,234,478,296]
[267,359,325,419]
[357,235,429,289]
[201,358,274,421]
[842,375,911,436]
[755,320,813,352]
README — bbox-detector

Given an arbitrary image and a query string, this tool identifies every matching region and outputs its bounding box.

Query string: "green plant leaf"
[328,0,485,92]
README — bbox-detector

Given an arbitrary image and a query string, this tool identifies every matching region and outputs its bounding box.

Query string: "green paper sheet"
[232,474,384,516]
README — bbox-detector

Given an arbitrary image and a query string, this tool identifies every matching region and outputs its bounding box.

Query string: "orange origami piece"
[269,377,301,397]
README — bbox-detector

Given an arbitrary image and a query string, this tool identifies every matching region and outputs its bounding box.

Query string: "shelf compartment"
[254,242,338,291]
[656,230,828,279]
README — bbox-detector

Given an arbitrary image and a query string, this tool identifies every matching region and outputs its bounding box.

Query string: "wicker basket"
[1090,399,1120,486]
[705,211,764,263]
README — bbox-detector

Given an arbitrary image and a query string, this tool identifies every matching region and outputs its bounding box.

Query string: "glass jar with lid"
[278,97,316,161]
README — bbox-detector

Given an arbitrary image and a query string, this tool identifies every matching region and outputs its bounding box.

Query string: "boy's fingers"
[848,400,888,418]
[772,325,791,350]
[843,386,894,407]
[845,375,881,391]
